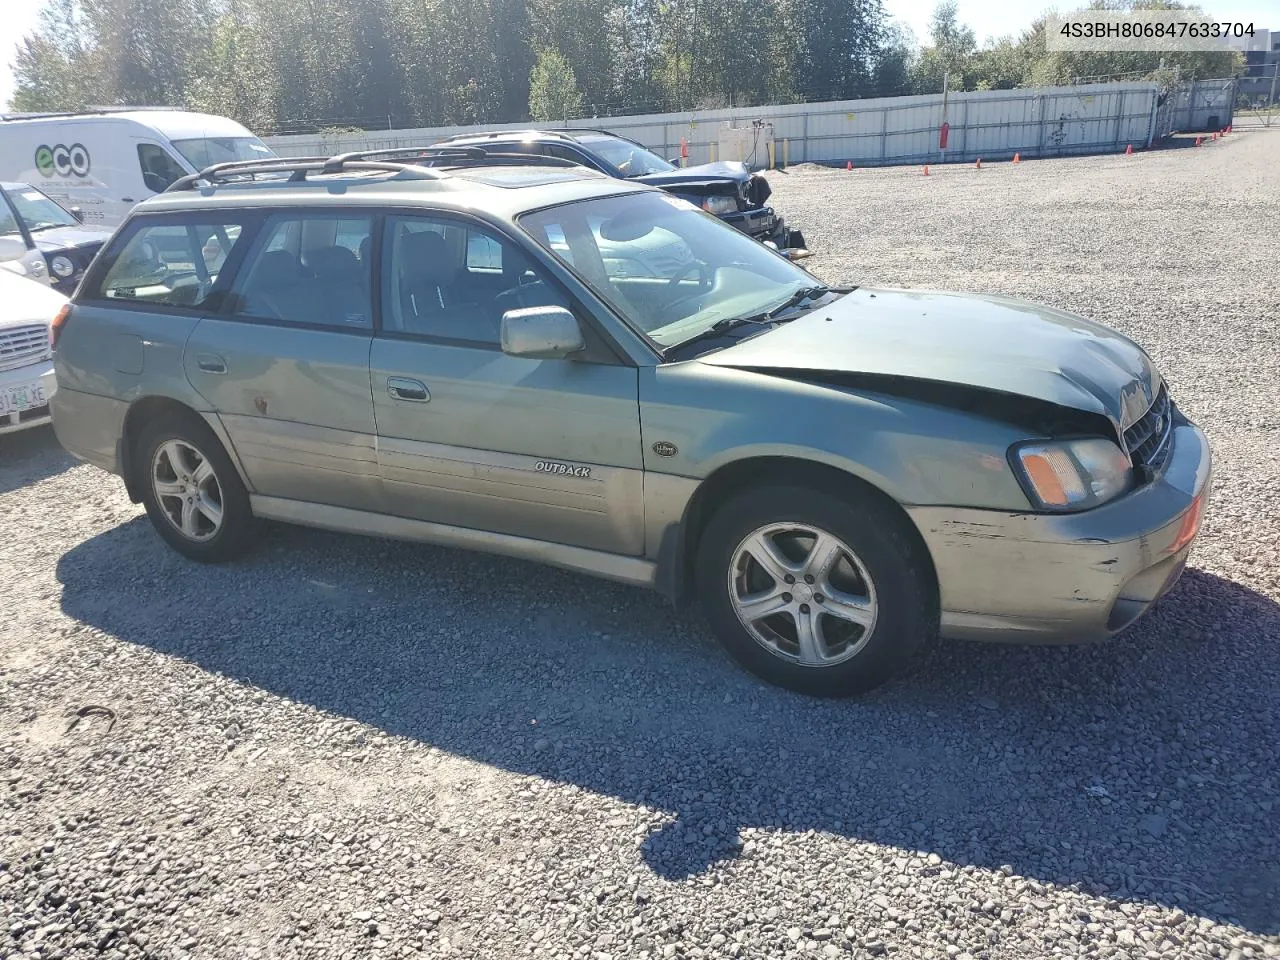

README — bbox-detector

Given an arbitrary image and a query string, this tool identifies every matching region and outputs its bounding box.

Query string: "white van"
[0,109,275,227]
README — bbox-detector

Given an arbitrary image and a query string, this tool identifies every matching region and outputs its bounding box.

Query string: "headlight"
[1011,437,1133,511]
[701,196,738,216]
[49,255,75,279]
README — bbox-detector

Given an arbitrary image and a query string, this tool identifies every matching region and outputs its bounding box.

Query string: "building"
[1227,27,1279,104]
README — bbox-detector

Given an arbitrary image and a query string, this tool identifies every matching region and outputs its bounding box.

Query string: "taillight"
[51,304,72,350]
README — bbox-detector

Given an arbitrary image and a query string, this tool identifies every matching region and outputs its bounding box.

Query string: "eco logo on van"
[34,143,91,178]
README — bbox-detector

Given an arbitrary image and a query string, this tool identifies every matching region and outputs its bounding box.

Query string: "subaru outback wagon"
[49,148,1211,696]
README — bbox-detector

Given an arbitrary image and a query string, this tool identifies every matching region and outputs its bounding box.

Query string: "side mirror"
[500,306,585,359]
[69,206,84,223]
[0,236,29,263]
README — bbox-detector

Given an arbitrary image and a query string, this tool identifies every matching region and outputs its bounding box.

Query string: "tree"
[911,0,976,93]
[529,48,584,122]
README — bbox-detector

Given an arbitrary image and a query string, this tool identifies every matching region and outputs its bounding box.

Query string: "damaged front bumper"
[906,419,1212,644]
[720,206,810,259]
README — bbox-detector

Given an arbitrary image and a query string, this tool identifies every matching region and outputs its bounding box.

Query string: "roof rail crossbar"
[328,147,581,170]
[165,157,444,192]
[436,129,577,144]
[325,145,488,165]
[419,152,579,169]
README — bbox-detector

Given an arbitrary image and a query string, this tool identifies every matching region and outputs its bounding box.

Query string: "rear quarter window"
[90,217,250,309]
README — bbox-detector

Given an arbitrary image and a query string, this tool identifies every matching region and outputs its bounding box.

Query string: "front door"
[184,211,382,511]
[369,214,644,554]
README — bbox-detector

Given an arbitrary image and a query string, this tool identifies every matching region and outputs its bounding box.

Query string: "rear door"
[369,212,644,554]
[182,211,382,511]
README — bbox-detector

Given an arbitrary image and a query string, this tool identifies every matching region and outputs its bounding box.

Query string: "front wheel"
[135,411,254,562]
[696,484,936,696]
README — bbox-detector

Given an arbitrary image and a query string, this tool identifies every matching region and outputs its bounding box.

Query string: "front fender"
[639,361,1033,510]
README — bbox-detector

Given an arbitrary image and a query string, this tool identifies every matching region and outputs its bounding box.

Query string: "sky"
[0,0,1276,111]
[883,0,1277,46]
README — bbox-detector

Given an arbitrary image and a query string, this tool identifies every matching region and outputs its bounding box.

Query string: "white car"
[0,237,64,434]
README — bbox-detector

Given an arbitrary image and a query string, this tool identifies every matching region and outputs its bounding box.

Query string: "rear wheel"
[696,484,935,696]
[135,412,254,562]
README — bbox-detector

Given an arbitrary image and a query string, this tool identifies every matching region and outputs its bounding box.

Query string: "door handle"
[196,354,227,375]
[387,377,430,402]
[121,197,136,203]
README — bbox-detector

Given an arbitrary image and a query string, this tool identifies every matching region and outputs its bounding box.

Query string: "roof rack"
[553,127,645,147]
[322,145,579,170]
[164,147,581,192]
[165,156,444,192]
[1,105,181,122]
[436,129,578,144]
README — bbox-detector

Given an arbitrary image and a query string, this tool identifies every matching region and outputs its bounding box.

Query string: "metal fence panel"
[266,80,1228,168]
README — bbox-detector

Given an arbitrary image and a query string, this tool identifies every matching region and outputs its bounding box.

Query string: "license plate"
[0,380,46,416]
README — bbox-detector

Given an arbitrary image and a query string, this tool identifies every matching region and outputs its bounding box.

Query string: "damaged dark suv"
[435,129,807,257]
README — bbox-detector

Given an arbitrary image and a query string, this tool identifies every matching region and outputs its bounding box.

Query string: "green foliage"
[7,0,1244,131]
[909,0,1243,95]
[528,48,583,122]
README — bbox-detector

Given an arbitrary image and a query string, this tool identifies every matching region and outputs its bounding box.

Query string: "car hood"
[30,224,113,252]
[698,288,1162,430]
[635,160,751,188]
[0,270,68,329]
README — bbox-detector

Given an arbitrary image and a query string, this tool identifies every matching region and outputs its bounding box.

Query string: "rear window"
[93,218,249,309]
[228,214,374,329]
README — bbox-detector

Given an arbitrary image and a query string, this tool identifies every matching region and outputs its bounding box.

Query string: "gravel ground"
[3,131,1278,960]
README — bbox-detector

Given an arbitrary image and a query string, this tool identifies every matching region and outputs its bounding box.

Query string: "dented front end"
[908,421,1210,644]
[636,164,806,255]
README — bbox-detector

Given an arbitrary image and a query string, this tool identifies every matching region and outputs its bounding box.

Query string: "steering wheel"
[664,261,714,316]
[496,273,548,311]
[667,261,711,289]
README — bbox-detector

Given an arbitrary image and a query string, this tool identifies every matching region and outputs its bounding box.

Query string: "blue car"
[435,129,808,257]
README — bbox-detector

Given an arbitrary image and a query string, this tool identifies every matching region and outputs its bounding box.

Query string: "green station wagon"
[49,149,1211,696]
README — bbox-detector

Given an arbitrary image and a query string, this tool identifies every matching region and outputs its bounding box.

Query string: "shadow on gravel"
[0,427,75,495]
[57,520,1280,933]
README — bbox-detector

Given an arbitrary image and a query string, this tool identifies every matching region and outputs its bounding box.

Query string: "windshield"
[6,185,78,232]
[519,192,820,349]
[582,136,675,178]
[170,136,275,169]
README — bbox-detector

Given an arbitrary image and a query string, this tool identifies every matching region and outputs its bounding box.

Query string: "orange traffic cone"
[923,165,930,176]
[975,157,982,169]
[1012,152,1021,164]
[1195,136,1202,146]
[1212,132,1218,141]
[846,160,853,170]
[1125,143,1133,155]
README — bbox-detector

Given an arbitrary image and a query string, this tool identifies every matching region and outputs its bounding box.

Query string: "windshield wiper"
[753,285,830,321]
[663,286,840,358]
[27,223,67,233]
[664,315,774,357]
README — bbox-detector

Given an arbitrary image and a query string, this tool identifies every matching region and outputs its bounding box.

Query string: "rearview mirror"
[69,206,84,223]
[0,236,28,263]
[599,212,656,242]
[500,306,585,359]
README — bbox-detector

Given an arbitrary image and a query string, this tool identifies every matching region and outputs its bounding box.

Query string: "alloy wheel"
[727,522,878,667]
[151,439,224,542]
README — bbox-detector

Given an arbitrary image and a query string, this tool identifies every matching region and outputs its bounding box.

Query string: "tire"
[135,410,254,563]
[695,483,936,697]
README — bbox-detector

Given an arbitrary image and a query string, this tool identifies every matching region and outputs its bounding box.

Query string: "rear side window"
[228,214,374,329]
[95,219,249,308]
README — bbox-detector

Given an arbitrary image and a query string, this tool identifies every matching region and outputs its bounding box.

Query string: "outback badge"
[535,460,591,479]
